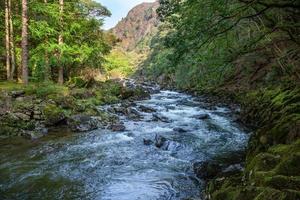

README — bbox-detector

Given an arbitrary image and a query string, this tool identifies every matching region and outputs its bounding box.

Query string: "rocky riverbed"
[0,83,249,199]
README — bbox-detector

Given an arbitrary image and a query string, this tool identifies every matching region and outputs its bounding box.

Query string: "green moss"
[0,82,25,91]
[211,186,261,200]
[43,104,66,125]
[24,83,69,98]
[247,153,280,172]
[275,153,300,176]
[264,175,300,190]
[254,188,287,200]
[12,101,34,111]
[268,140,300,155]
[208,87,300,200]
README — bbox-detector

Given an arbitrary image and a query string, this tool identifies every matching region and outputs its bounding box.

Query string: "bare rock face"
[112,1,160,51]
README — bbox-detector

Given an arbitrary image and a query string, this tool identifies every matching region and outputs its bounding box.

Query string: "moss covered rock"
[43,104,67,126]
[207,86,300,200]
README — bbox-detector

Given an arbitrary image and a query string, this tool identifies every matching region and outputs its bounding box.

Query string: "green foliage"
[0,0,113,82]
[143,0,300,90]
[104,49,138,78]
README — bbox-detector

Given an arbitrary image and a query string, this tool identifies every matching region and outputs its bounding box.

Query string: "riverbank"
[0,79,151,140]
[202,85,300,200]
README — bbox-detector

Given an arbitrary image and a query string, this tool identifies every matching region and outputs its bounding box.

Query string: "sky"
[97,0,156,30]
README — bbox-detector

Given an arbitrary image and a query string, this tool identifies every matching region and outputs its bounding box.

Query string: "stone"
[15,113,31,121]
[155,135,167,148]
[34,110,42,115]
[152,113,171,123]
[221,164,244,176]
[15,97,25,102]
[143,139,153,145]
[114,107,127,115]
[33,115,42,120]
[34,124,48,135]
[193,161,222,180]
[110,124,126,132]
[24,131,44,140]
[160,140,182,151]
[127,108,143,120]
[10,90,25,98]
[43,104,66,126]
[194,114,210,120]
[173,127,187,133]
[166,105,176,110]
[138,105,156,113]
[68,114,102,132]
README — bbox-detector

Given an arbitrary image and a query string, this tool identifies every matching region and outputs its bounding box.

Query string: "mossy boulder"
[43,104,67,126]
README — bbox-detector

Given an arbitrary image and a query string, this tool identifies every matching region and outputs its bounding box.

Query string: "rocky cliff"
[112,1,160,52]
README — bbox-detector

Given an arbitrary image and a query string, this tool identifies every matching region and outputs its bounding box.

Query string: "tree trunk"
[21,0,29,85]
[5,0,11,81]
[44,0,50,81]
[8,0,16,80]
[58,0,64,85]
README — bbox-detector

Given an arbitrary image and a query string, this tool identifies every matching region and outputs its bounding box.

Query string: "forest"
[0,0,118,84]
[144,0,300,90]
[0,0,299,200]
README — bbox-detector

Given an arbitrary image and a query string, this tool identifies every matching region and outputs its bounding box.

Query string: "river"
[0,89,249,200]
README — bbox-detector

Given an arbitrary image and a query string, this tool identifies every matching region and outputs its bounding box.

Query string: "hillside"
[112,1,160,52]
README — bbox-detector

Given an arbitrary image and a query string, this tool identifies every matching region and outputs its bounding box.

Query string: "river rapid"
[0,88,249,200]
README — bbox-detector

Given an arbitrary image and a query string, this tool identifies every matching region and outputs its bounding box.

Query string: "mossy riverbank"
[200,86,300,200]
[0,79,150,139]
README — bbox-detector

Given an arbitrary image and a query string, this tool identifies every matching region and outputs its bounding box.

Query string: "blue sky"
[97,0,156,30]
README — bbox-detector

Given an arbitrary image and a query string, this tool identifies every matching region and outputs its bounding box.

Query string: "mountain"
[112,1,160,52]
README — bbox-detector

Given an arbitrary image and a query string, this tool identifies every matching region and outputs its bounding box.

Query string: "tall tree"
[58,0,64,84]
[21,0,29,85]
[44,0,50,81]
[8,0,16,80]
[5,0,11,80]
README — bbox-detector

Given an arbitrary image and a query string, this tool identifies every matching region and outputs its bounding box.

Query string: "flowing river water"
[0,89,249,200]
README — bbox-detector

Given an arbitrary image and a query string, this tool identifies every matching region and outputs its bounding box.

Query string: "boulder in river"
[161,141,182,151]
[155,135,167,148]
[68,114,102,132]
[194,114,210,120]
[138,105,156,113]
[193,161,222,180]
[143,139,153,145]
[127,107,143,120]
[173,127,187,133]
[152,113,171,123]
[109,124,126,132]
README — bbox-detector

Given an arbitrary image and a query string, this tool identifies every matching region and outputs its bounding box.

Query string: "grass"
[0,81,69,98]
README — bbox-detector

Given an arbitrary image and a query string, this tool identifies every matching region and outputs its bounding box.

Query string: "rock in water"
[193,161,222,180]
[194,114,210,120]
[155,135,167,148]
[143,139,153,145]
[173,127,187,133]
[138,105,156,113]
[68,115,102,132]
[152,113,171,123]
[161,141,182,151]
[110,124,126,132]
